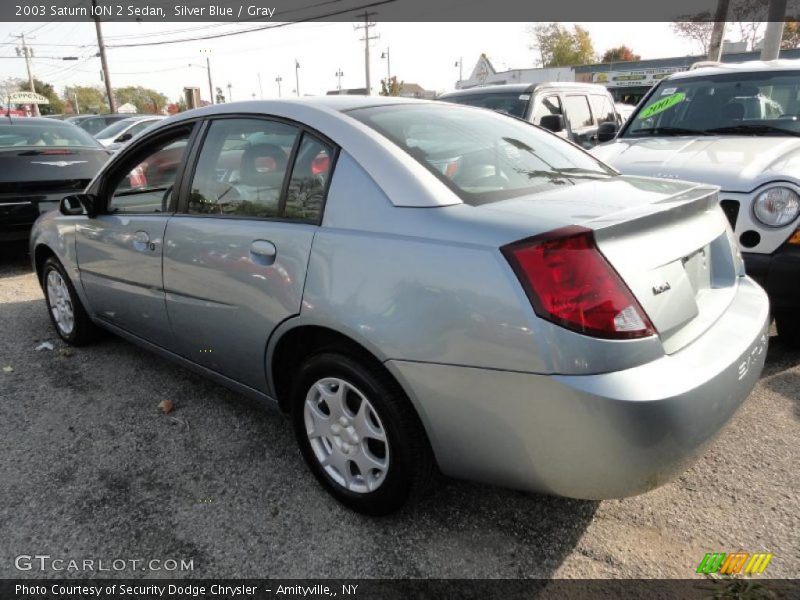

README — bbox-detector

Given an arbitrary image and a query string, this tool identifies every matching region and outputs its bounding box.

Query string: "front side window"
[188,118,299,218]
[109,133,191,214]
[531,95,563,126]
[624,70,800,137]
[349,103,614,205]
[563,95,593,129]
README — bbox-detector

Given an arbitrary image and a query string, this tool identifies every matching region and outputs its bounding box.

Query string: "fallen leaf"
[58,348,73,357]
[2,366,12,373]
[35,342,54,351]
[158,399,174,414]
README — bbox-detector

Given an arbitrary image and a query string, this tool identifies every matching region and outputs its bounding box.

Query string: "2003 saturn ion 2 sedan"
[30,96,769,515]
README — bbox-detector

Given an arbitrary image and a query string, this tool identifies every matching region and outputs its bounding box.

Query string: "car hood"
[591,136,800,192]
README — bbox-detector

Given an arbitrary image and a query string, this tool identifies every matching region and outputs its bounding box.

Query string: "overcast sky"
[0,22,699,103]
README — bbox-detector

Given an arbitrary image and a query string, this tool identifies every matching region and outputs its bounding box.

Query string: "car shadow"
[762,333,800,419]
[0,241,32,279]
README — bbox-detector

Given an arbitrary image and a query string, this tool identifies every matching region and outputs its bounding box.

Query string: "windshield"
[440,91,529,118]
[349,103,615,205]
[0,122,101,148]
[624,70,800,137]
[95,118,140,139]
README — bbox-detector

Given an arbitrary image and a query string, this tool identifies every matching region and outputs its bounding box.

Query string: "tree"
[20,78,64,114]
[113,86,168,113]
[380,76,403,96]
[63,85,108,114]
[530,23,596,67]
[215,86,226,103]
[601,46,641,63]
[671,15,715,54]
[1,77,23,103]
[782,18,800,49]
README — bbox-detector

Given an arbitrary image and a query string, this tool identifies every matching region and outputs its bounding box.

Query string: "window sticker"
[661,87,677,96]
[638,92,686,119]
[518,94,531,101]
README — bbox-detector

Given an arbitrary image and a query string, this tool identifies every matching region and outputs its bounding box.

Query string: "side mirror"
[60,194,98,218]
[539,114,566,133]
[115,132,133,143]
[597,121,619,143]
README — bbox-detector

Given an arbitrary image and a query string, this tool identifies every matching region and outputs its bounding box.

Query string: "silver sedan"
[30,97,769,515]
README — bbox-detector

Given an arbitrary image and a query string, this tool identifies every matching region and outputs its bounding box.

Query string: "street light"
[295,59,300,97]
[454,57,463,87]
[275,76,282,98]
[335,68,344,92]
[227,82,232,102]
[381,48,391,83]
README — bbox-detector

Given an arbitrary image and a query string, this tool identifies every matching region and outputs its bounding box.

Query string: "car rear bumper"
[744,244,800,310]
[1,198,61,241]
[388,276,769,499]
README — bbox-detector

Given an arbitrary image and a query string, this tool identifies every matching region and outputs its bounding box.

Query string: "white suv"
[593,60,800,346]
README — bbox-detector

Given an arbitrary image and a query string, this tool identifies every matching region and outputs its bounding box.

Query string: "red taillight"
[501,226,656,339]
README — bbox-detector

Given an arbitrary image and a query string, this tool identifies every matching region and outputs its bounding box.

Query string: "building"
[398,82,436,99]
[457,53,572,90]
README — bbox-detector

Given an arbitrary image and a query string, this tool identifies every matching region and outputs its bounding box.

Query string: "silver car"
[30,97,769,515]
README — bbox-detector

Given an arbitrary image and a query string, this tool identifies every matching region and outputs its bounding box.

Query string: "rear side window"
[531,95,563,125]
[563,95,593,129]
[349,103,614,206]
[441,92,529,118]
[589,95,617,124]
[284,133,334,222]
[188,118,299,219]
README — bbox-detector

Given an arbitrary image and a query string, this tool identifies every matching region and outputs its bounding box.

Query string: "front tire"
[775,310,800,349]
[42,257,100,346]
[291,351,435,515]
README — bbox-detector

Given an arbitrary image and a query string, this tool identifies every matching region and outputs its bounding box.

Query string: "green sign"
[638,92,685,120]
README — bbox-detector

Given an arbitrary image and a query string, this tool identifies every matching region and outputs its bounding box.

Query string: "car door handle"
[133,230,155,252]
[249,240,277,266]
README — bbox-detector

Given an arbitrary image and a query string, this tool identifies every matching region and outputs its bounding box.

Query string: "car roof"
[672,58,800,79]
[1,116,77,125]
[439,82,611,99]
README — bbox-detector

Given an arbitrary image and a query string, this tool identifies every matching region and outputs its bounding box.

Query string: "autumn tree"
[782,18,800,48]
[601,46,641,63]
[530,23,596,67]
[63,85,108,114]
[113,86,168,113]
[671,15,715,55]
[380,76,403,96]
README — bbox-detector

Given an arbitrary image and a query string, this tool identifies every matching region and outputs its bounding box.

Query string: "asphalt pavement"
[1,241,798,579]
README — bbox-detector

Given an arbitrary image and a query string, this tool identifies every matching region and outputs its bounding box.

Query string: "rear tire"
[775,310,800,349]
[290,351,435,515]
[42,257,101,346]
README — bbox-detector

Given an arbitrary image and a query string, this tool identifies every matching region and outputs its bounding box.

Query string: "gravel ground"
[1,241,798,579]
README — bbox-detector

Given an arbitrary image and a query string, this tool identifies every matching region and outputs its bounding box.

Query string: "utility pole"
[761,0,788,60]
[335,68,344,92]
[92,0,116,113]
[355,12,378,95]
[455,57,463,88]
[381,48,391,84]
[200,49,214,104]
[227,82,232,102]
[707,0,730,61]
[73,93,80,115]
[295,60,300,97]
[257,72,264,98]
[12,33,39,116]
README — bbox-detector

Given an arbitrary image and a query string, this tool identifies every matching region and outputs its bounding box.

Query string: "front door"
[164,117,336,392]
[76,127,194,348]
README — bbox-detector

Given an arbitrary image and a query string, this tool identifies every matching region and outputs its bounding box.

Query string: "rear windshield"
[440,91,529,118]
[348,103,614,205]
[0,121,101,148]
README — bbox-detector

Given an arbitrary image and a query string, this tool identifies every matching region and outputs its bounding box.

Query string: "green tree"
[20,78,64,114]
[113,86,168,114]
[601,46,641,63]
[63,85,108,114]
[530,23,596,67]
[379,76,403,96]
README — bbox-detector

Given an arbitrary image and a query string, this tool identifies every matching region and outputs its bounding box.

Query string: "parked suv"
[439,82,621,148]
[592,60,800,346]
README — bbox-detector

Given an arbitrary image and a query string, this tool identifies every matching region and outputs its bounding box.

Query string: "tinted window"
[589,95,617,124]
[0,122,100,148]
[624,70,800,137]
[188,118,299,218]
[285,134,334,222]
[95,118,141,139]
[109,134,190,214]
[349,103,614,205]
[563,95,593,129]
[531,95,563,125]
[441,91,529,118]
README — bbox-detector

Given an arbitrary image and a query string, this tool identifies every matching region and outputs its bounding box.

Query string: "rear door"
[563,94,597,148]
[164,116,336,392]
[76,124,196,348]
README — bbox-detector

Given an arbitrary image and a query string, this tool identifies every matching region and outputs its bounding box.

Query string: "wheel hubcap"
[304,377,389,494]
[46,270,74,335]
